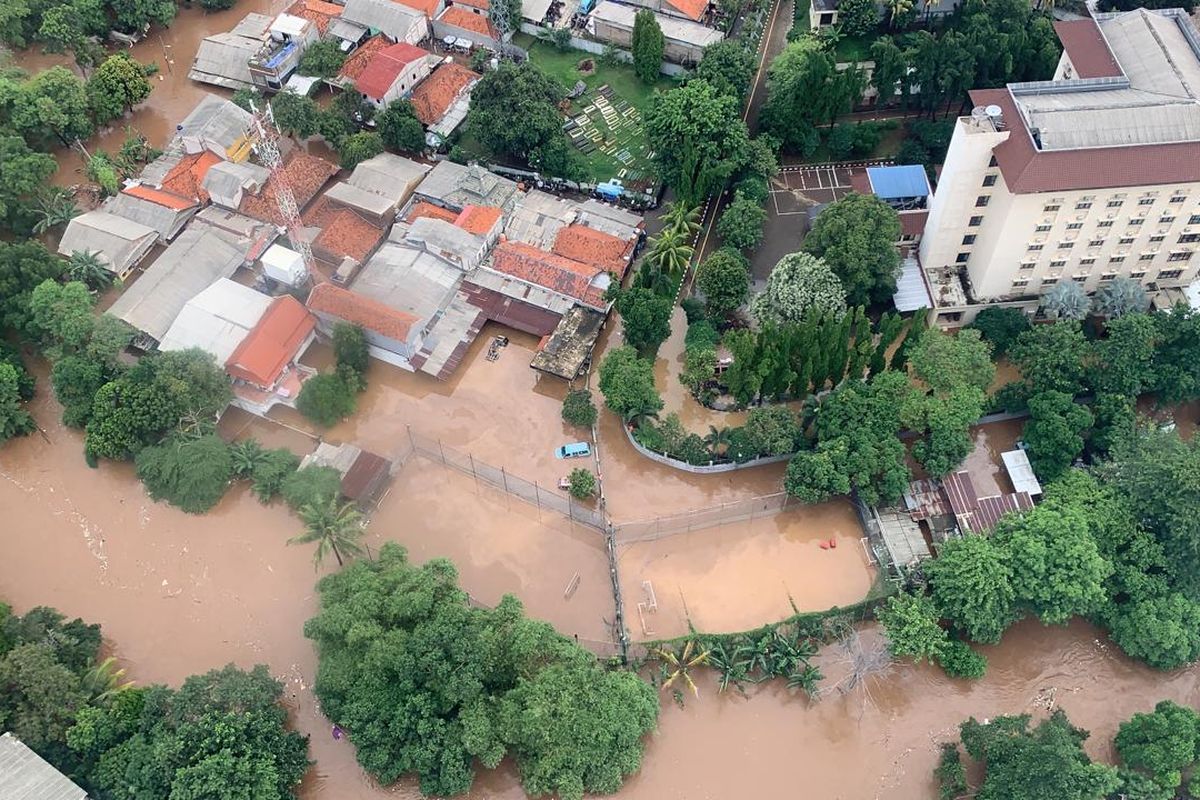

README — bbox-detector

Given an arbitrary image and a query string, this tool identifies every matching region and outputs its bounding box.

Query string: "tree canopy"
[696,248,749,318]
[761,38,861,155]
[615,287,672,356]
[631,9,664,84]
[752,252,846,327]
[802,193,902,305]
[644,79,750,203]
[598,346,662,422]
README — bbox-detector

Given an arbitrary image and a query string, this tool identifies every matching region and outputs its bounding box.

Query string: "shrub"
[251,448,301,502]
[135,434,233,514]
[936,639,987,679]
[333,323,369,381]
[567,468,596,499]
[680,297,707,324]
[229,438,266,478]
[684,320,720,350]
[297,372,357,426]
[562,389,598,428]
[281,464,343,512]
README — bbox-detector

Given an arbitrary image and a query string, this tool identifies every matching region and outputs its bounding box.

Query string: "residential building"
[589,1,723,66]
[415,160,520,211]
[608,0,709,23]
[483,240,615,310]
[286,0,346,33]
[335,35,392,85]
[391,216,489,269]
[300,441,394,507]
[237,151,339,225]
[433,5,501,48]
[340,0,430,45]
[339,151,432,213]
[354,42,436,107]
[918,7,1200,325]
[104,190,199,242]
[172,95,254,158]
[410,62,479,147]
[189,13,274,90]
[504,188,642,251]
[158,278,273,363]
[57,210,158,280]
[203,160,272,210]
[303,196,390,264]
[0,731,88,800]
[248,13,321,92]
[807,0,956,32]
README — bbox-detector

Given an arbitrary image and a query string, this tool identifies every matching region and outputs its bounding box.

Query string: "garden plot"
[563,85,656,186]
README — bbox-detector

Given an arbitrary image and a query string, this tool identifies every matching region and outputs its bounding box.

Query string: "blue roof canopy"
[867,165,930,200]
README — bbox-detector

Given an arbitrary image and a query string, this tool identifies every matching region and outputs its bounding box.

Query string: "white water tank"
[260,244,307,286]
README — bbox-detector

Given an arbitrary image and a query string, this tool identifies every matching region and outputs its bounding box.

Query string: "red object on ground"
[819,541,830,550]
[829,538,837,549]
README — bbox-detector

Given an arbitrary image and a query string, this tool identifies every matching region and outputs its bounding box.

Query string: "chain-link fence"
[611,492,801,544]
[404,427,608,532]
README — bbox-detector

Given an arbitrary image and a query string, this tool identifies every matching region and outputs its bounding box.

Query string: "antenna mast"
[249,100,313,283]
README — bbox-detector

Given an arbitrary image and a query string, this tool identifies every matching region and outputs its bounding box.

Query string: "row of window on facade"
[955,249,1194,266]
[1011,268,1186,289]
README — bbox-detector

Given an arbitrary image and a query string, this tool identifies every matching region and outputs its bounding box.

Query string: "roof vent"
[985,104,1004,130]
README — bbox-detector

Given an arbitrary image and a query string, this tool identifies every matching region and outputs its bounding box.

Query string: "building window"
[976,196,990,207]
[1171,196,1187,204]
[1089,239,1105,247]
[1130,271,1146,278]
[1100,273,1117,281]
[1108,200,1124,208]
[1081,257,1096,265]
[1161,216,1176,224]
[1012,279,1029,288]
[1020,261,1036,270]
[1129,218,1145,226]
[1027,243,1044,251]
[1050,259,1067,268]
[1159,269,1185,279]
[1058,241,1075,249]
[1071,275,1086,282]
[1139,253,1156,261]
[1110,255,1126,263]
[983,174,997,187]
[1168,251,1193,262]
[1139,197,1156,206]
[1043,277,1059,285]
[1179,233,1200,243]
[1044,204,1061,212]
[1119,237,1136,245]
[1150,235,1166,243]
[969,215,983,227]
[955,252,970,263]
[1067,222,1083,230]
[962,234,976,245]
[1098,220,1114,228]
[1035,224,1052,232]
[988,155,998,167]
[1076,202,1093,210]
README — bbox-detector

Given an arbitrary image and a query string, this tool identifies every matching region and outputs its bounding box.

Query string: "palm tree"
[655,639,711,698]
[33,189,80,235]
[66,250,113,290]
[662,201,701,241]
[705,426,732,456]
[1041,280,1089,321]
[289,498,365,568]
[1092,277,1149,319]
[885,0,914,28]
[82,656,135,703]
[229,439,267,478]
[623,404,660,430]
[642,229,694,283]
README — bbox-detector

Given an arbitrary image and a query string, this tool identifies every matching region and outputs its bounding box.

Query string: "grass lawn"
[514,34,676,184]
[832,32,875,63]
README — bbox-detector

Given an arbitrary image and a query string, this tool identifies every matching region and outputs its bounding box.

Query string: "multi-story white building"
[918,7,1200,324]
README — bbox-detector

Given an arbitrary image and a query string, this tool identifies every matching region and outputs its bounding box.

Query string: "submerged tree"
[289,497,365,568]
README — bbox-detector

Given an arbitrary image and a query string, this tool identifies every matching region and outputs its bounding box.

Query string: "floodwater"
[618,499,874,640]
[957,418,1025,497]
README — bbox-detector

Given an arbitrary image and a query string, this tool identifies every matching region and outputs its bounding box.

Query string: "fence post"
[439,439,446,466]
[501,467,509,493]
[469,453,479,493]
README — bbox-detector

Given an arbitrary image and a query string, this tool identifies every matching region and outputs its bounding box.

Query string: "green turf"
[516,35,676,182]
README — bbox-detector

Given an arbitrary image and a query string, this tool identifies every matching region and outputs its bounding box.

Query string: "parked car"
[555,442,591,459]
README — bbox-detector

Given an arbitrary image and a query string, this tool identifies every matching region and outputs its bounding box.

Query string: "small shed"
[0,731,88,800]
[530,305,605,379]
[300,441,394,507]
[57,210,158,280]
[1001,449,1043,497]
[260,244,308,286]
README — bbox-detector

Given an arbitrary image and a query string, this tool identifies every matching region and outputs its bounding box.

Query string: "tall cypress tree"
[847,308,874,381]
[870,312,904,377]
[632,10,665,84]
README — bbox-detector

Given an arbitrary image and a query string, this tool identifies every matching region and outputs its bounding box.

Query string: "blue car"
[555,442,591,459]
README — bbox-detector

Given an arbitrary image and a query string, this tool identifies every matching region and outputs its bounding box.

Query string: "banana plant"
[654,639,711,698]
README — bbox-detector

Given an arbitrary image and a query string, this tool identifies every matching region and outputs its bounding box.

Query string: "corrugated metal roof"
[892,256,931,313]
[342,0,424,40]
[591,1,723,47]
[105,192,197,241]
[325,181,397,217]
[57,210,158,273]
[159,277,272,363]
[189,33,260,90]
[415,161,518,212]
[866,165,930,199]
[354,241,464,326]
[1001,449,1043,497]
[0,732,88,800]
[347,152,431,203]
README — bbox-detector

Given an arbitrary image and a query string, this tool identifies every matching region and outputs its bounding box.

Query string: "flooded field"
[618,499,874,640]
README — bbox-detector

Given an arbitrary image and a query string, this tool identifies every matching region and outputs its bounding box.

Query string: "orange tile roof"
[410,63,478,126]
[161,151,222,204]
[437,6,496,37]
[286,0,343,33]
[491,240,606,308]
[406,201,459,224]
[454,204,501,236]
[303,196,388,263]
[399,0,442,16]
[453,0,489,10]
[666,0,706,21]
[551,224,633,275]
[122,184,198,211]
[225,295,316,387]
[338,35,392,82]
[308,282,419,341]
[239,152,339,226]
[356,42,431,100]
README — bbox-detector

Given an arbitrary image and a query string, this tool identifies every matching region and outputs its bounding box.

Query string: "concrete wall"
[622,425,795,474]
[922,114,1200,302]
[518,22,688,76]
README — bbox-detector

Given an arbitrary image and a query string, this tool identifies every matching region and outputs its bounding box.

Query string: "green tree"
[289,498,365,568]
[1022,390,1092,482]
[86,53,152,124]
[0,642,88,751]
[679,346,716,394]
[631,9,664,84]
[1115,700,1199,792]
[696,247,749,317]
[752,251,846,326]
[1093,276,1149,319]
[877,591,948,664]
[566,468,595,499]
[0,136,57,226]
[927,534,1016,644]
[615,287,672,356]
[135,434,233,514]
[693,39,755,99]
[598,346,662,421]
[250,447,300,502]
[51,356,107,428]
[869,36,910,108]
[332,322,369,380]
[802,193,902,305]
[298,39,346,78]
[13,66,94,148]
[281,464,343,512]
[716,190,766,251]
[377,100,426,153]
[337,131,385,170]
[638,227,692,292]
[468,62,581,178]
[1009,320,1091,395]
[0,362,35,442]
[837,0,879,35]
[296,371,357,426]
[903,384,986,476]
[910,327,995,394]
[65,249,112,290]
[27,279,95,359]
[784,440,850,502]
[761,39,858,154]
[1090,312,1157,397]
[0,342,34,400]
[109,0,177,33]
[742,405,799,456]
[561,389,597,427]
[644,79,750,202]
[968,306,1030,357]
[1107,593,1200,670]
[230,438,267,478]
[270,91,320,139]
[1042,279,1090,321]
[1149,306,1200,405]
[956,710,1120,800]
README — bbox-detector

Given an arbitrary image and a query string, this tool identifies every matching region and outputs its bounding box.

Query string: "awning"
[892,256,932,312]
